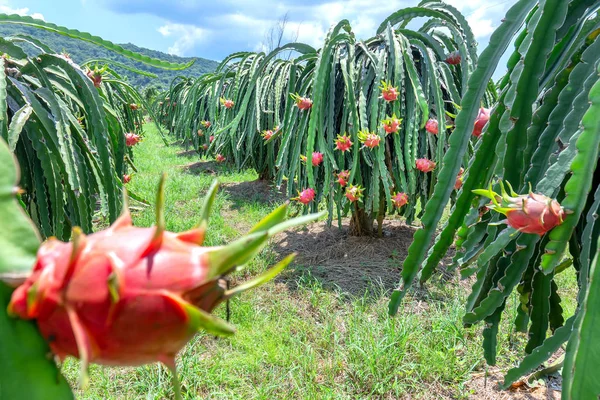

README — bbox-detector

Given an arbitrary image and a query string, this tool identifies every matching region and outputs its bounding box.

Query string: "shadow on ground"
[271,219,455,298]
[221,179,287,208]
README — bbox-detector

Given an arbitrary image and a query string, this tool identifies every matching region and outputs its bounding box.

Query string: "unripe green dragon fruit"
[473,181,565,235]
[7,177,321,399]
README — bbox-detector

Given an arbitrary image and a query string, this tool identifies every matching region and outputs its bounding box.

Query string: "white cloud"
[0,0,45,20]
[157,23,207,56]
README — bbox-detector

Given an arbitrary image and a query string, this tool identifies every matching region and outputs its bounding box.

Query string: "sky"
[2,0,517,64]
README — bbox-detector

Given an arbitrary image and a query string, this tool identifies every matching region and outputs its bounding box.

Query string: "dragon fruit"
[416,158,436,173]
[336,170,350,187]
[473,181,565,235]
[445,51,461,65]
[130,104,139,111]
[125,133,141,147]
[312,152,324,166]
[335,134,353,152]
[455,168,465,190]
[262,130,274,141]
[201,144,209,151]
[425,119,439,135]
[198,129,204,137]
[382,115,401,134]
[345,184,364,203]
[220,98,234,109]
[86,67,104,88]
[209,135,215,143]
[300,154,307,164]
[7,178,321,398]
[293,188,316,205]
[122,174,131,184]
[472,107,490,137]
[290,93,313,110]
[392,192,408,208]
[379,81,398,102]
[215,154,226,163]
[201,120,211,128]
[358,131,380,149]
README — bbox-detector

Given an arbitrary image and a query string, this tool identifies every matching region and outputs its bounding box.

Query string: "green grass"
[62,124,578,399]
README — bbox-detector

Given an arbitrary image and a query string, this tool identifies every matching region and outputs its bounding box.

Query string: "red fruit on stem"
[201,120,211,128]
[220,98,234,109]
[215,154,226,163]
[290,93,313,110]
[122,174,131,184]
[382,115,401,134]
[415,158,436,173]
[335,134,353,152]
[201,144,209,151]
[392,192,408,208]
[125,133,141,147]
[311,152,324,166]
[345,184,364,203]
[379,81,398,102]
[262,130,274,141]
[7,178,319,396]
[472,108,490,137]
[197,129,204,137]
[445,51,461,65]
[358,131,380,149]
[129,104,139,111]
[473,181,565,235]
[209,135,215,143]
[425,119,439,135]
[293,188,316,205]
[454,177,463,190]
[336,170,350,187]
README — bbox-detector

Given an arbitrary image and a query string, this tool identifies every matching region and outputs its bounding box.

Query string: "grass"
[62,124,578,399]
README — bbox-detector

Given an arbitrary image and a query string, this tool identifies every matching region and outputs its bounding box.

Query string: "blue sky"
[2,0,516,64]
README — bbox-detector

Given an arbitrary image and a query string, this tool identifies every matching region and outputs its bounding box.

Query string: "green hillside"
[0,25,219,90]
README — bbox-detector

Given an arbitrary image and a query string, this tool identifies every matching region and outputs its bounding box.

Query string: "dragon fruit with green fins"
[473,181,565,236]
[7,177,322,399]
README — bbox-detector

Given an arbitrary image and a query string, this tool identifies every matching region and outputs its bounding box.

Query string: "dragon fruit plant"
[5,176,322,399]
[390,1,600,396]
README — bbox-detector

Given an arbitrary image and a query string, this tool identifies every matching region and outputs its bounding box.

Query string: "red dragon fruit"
[445,51,461,65]
[335,134,353,152]
[382,115,401,134]
[425,119,439,135]
[262,130,274,141]
[392,192,408,208]
[209,135,215,143]
[455,168,465,190]
[290,93,313,110]
[336,170,350,187]
[379,81,398,102]
[293,188,316,205]
[198,129,204,137]
[201,144,209,151]
[358,131,380,149]
[220,98,234,109]
[129,104,139,111]
[312,152,324,166]
[122,174,131,184]
[86,67,104,88]
[473,182,565,235]
[345,184,364,203]
[215,154,226,163]
[416,158,436,173]
[201,120,211,128]
[7,178,321,398]
[125,133,141,147]
[472,107,490,137]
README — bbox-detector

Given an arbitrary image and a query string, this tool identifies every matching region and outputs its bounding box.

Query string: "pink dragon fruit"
[472,107,490,137]
[201,120,211,128]
[312,152,324,166]
[293,188,316,205]
[445,51,461,65]
[262,130,274,141]
[220,98,234,109]
[125,133,141,147]
[336,170,350,187]
[358,131,380,149]
[345,184,364,203]
[7,178,320,397]
[335,134,353,152]
[201,144,209,151]
[425,119,439,135]
[290,93,313,110]
[215,154,226,163]
[209,135,215,143]
[416,158,436,173]
[86,67,104,88]
[197,129,204,137]
[379,81,398,102]
[129,104,139,111]
[122,174,131,184]
[392,192,408,208]
[473,182,565,236]
[382,115,401,134]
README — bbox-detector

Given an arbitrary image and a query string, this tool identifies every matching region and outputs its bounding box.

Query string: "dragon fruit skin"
[311,152,324,166]
[382,115,401,134]
[294,188,316,205]
[445,51,461,65]
[125,133,141,147]
[379,81,398,102]
[473,182,565,236]
[335,134,353,152]
[392,192,408,208]
[425,119,439,135]
[7,178,321,396]
[472,108,490,137]
[415,158,436,173]
[336,170,350,187]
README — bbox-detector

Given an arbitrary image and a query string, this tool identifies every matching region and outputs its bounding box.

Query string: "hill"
[0,25,219,91]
